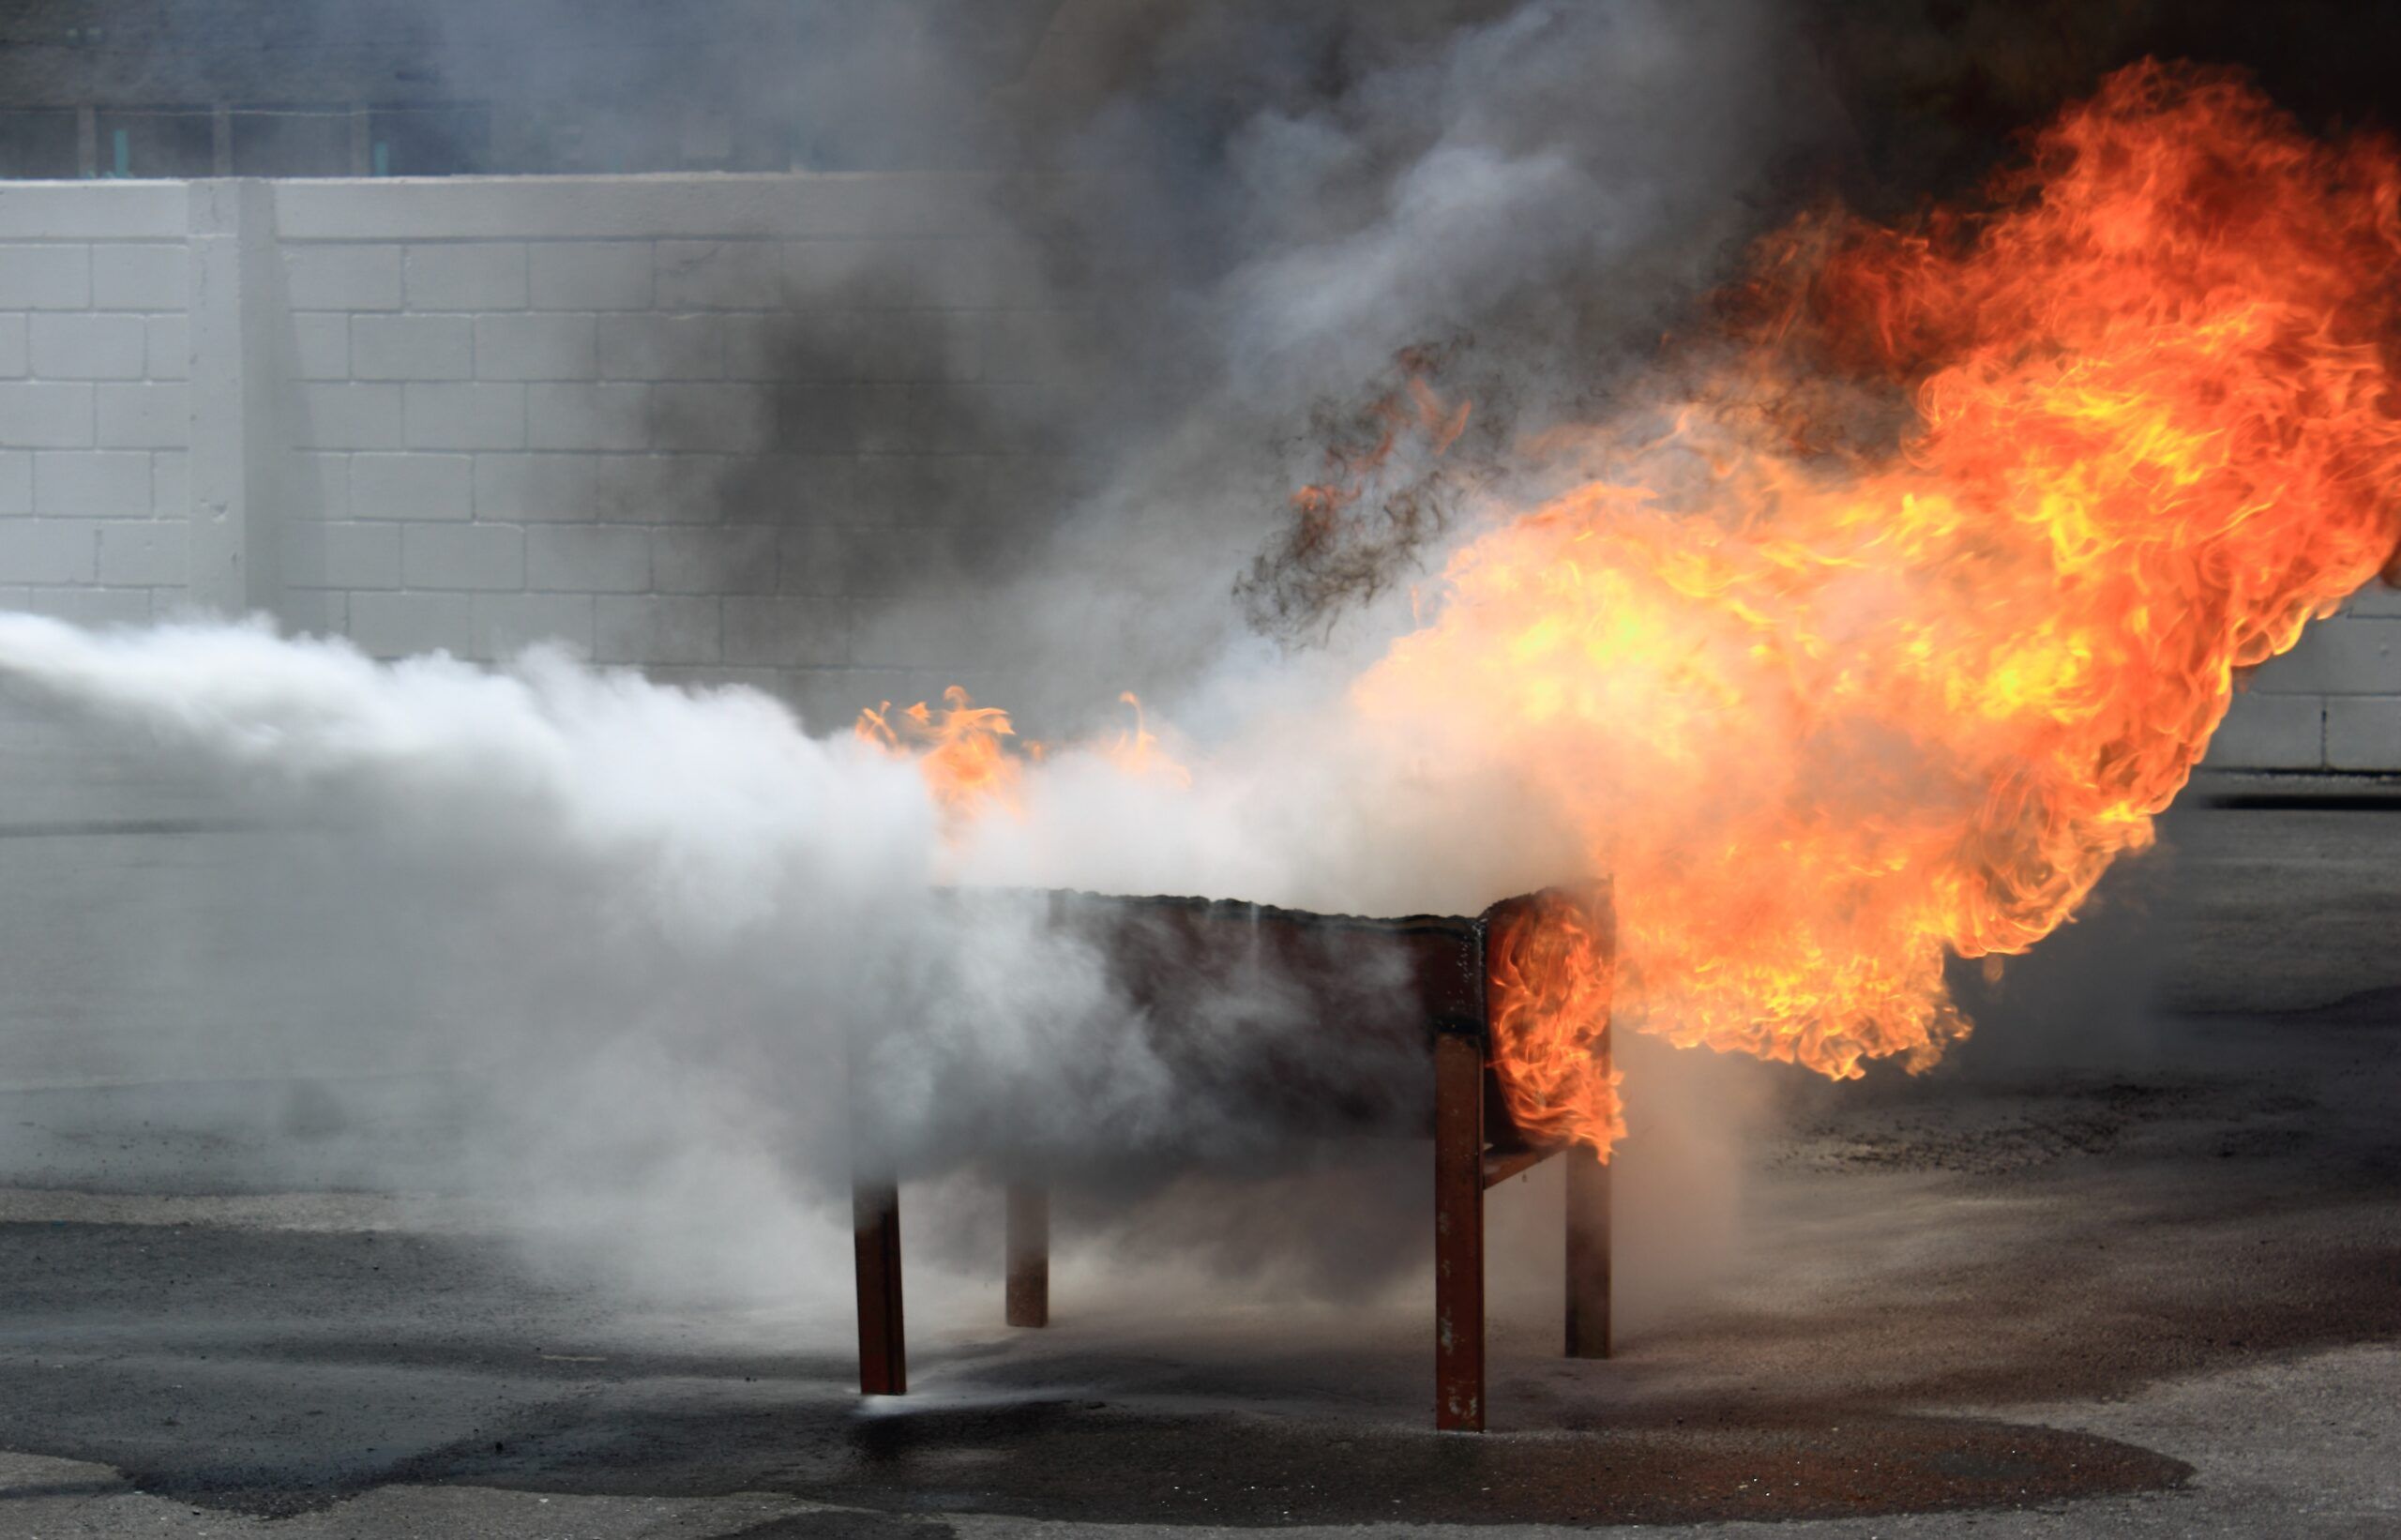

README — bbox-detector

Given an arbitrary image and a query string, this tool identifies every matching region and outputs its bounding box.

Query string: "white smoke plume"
[0,609,1551,1306]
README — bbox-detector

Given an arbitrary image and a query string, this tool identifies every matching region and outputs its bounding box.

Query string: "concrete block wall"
[264,175,1082,729]
[2211,585,2401,772]
[0,174,1085,733]
[0,185,191,628]
[0,175,2383,768]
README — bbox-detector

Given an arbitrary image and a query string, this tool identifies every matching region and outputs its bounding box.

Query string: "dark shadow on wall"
[701,252,1110,734]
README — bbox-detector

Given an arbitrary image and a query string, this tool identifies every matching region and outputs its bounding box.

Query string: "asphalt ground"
[0,778,2395,1535]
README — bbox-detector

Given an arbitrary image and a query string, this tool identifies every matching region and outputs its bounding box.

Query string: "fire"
[858,687,1189,811]
[856,686,1021,813]
[1102,691,1194,788]
[1486,886,1623,1152]
[861,66,2401,1163]
[1359,62,2401,1151]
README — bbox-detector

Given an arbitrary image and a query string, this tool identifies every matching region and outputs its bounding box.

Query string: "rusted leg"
[854,1179,906,1396]
[1005,1180,1049,1328]
[1568,1005,1614,1359]
[1564,1146,1611,1358]
[1433,1032,1486,1431]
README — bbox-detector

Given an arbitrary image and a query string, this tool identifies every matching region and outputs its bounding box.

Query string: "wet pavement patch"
[791,1404,2189,1527]
[713,1513,958,1540]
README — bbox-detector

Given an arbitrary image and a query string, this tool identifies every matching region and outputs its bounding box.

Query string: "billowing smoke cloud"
[754,0,1857,726]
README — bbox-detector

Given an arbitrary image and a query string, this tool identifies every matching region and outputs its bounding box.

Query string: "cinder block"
[351,452,472,521]
[525,525,649,593]
[286,451,344,519]
[403,383,525,450]
[646,383,773,453]
[90,243,187,310]
[644,663,788,697]
[149,448,188,516]
[97,384,187,449]
[402,522,524,592]
[30,313,145,380]
[294,383,404,450]
[2253,616,2401,695]
[94,520,186,586]
[775,384,914,455]
[836,525,926,597]
[2204,691,2324,769]
[144,314,188,380]
[656,239,784,310]
[849,454,986,523]
[352,314,473,382]
[282,244,401,310]
[527,382,649,450]
[609,453,722,522]
[597,313,722,380]
[915,382,1027,455]
[845,312,950,383]
[723,596,849,667]
[2326,698,2401,770]
[529,241,653,310]
[736,310,969,384]
[595,595,721,665]
[723,320,795,382]
[475,313,598,382]
[14,584,151,626]
[893,236,1052,310]
[34,450,150,517]
[473,592,594,658]
[0,244,91,309]
[0,521,94,582]
[776,522,845,595]
[404,243,528,310]
[977,309,1080,385]
[715,451,836,528]
[783,667,907,733]
[653,524,777,594]
[279,520,400,590]
[985,454,1087,521]
[0,177,171,244]
[347,591,472,657]
[0,314,29,377]
[782,240,875,304]
[475,454,594,521]
[476,454,566,522]
[288,312,348,380]
[850,595,997,670]
[2346,583,2401,619]
[277,587,346,637]
[0,449,30,512]
[476,451,715,523]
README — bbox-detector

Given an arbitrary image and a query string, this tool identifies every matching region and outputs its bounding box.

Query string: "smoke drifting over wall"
[951,0,1853,717]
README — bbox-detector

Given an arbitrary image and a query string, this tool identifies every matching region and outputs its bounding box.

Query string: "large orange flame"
[863,66,2401,1163]
[1361,62,2401,1151]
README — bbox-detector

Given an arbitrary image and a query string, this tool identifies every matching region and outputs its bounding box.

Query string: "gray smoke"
[966,0,1853,720]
